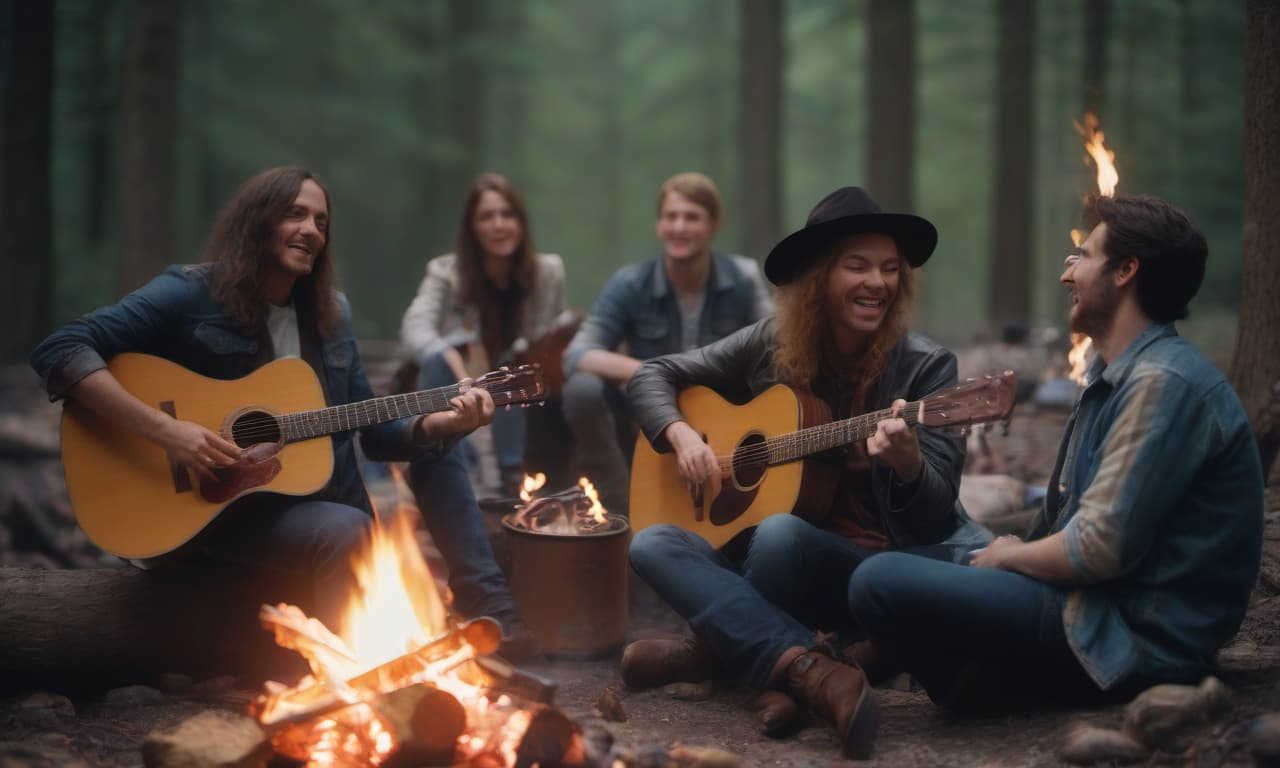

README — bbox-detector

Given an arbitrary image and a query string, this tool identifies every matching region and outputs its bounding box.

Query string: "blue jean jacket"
[1029,323,1263,689]
[563,252,772,376]
[30,264,430,516]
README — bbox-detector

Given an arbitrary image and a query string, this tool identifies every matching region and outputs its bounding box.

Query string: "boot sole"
[842,684,880,760]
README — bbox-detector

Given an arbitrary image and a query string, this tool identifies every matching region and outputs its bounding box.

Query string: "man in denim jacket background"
[30,167,531,655]
[562,172,773,514]
[849,194,1264,710]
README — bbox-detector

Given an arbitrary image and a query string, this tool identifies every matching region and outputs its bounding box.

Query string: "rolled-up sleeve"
[399,258,456,364]
[1063,372,1211,583]
[30,269,187,401]
[563,268,631,376]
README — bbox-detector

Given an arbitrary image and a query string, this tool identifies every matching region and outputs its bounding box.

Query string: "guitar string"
[213,381,540,443]
[703,401,1001,474]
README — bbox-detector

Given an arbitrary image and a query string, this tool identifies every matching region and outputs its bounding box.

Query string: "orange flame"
[578,477,607,524]
[1074,112,1118,198]
[518,472,547,504]
[1064,112,1119,384]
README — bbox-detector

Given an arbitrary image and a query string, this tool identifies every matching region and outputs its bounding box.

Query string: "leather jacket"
[626,317,990,552]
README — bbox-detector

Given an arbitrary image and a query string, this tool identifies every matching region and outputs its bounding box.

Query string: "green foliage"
[46,0,1245,347]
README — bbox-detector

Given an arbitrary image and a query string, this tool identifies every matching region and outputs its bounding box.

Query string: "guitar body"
[61,353,334,559]
[629,384,838,549]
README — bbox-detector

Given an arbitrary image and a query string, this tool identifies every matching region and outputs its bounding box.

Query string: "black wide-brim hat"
[763,186,937,285]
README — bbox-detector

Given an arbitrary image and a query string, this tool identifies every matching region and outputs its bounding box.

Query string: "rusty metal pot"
[500,514,630,658]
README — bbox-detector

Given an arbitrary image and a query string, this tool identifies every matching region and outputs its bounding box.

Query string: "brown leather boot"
[752,690,810,737]
[786,651,879,759]
[620,634,719,691]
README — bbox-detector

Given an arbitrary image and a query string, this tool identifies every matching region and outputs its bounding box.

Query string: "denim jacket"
[1028,323,1263,690]
[563,252,773,376]
[30,264,431,517]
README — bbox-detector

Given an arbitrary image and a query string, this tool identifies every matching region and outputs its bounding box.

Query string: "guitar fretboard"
[764,402,923,465]
[281,384,493,443]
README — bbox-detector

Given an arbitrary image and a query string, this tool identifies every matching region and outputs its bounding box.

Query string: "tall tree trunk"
[447,0,487,199]
[596,0,623,256]
[1082,0,1109,117]
[118,0,180,297]
[990,0,1035,332]
[739,0,782,262]
[866,0,915,212]
[0,0,54,363]
[1230,0,1280,446]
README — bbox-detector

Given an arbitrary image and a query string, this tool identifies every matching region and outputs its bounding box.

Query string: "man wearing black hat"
[620,187,988,759]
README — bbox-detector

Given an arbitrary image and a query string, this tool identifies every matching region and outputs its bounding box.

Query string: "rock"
[1242,712,1280,765]
[668,744,746,767]
[1059,722,1149,765]
[1123,676,1233,752]
[594,685,627,722]
[141,709,270,768]
[18,692,75,718]
[958,474,1031,535]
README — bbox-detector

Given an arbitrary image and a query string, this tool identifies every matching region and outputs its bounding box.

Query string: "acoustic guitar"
[60,352,544,559]
[629,372,1017,548]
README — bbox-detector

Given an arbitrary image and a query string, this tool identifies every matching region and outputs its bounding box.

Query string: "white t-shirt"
[267,302,301,359]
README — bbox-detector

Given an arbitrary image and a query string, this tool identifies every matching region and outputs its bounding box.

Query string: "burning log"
[0,566,307,691]
[374,684,467,767]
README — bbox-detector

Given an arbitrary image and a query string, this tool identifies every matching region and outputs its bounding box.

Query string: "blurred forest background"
[0,0,1255,360]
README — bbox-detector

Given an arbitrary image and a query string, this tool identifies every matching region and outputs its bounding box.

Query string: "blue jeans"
[160,497,372,630]
[631,514,880,689]
[420,352,524,472]
[408,444,518,626]
[848,552,1107,706]
[561,371,634,515]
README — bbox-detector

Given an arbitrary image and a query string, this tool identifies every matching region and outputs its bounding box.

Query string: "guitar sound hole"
[731,433,767,488]
[230,410,282,448]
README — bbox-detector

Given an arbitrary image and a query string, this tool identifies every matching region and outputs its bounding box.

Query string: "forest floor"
[2,346,1279,767]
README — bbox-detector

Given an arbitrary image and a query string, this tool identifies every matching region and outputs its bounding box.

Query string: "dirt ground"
[3,355,1280,767]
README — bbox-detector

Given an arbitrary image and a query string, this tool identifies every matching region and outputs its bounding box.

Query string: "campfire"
[1065,111,1121,384]
[503,474,616,536]
[249,510,574,767]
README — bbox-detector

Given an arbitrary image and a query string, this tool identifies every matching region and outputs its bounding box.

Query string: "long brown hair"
[203,166,340,336]
[773,239,916,407]
[455,173,538,316]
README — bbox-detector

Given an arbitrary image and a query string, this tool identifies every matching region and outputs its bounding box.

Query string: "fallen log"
[0,566,307,692]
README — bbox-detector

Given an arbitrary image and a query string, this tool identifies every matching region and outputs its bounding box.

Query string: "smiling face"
[656,191,718,264]
[823,232,902,353]
[1061,222,1118,338]
[472,189,524,260]
[266,179,328,284]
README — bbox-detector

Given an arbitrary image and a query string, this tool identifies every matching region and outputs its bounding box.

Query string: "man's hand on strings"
[156,418,243,482]
[416,379,495,441]
[662,420,723,508]
[866,397,924,483]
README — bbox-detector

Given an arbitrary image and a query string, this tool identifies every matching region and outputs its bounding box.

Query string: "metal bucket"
[500,514,630,658]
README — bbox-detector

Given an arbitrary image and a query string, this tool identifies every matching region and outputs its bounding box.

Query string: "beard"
[1069,278,1118,339]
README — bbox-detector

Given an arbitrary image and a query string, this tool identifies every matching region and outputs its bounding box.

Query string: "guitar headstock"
[919,370,1017,431]
[476,364,546,408]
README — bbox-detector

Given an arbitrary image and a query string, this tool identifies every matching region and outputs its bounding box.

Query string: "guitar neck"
[764,402,924,466]
[281,383,488,443]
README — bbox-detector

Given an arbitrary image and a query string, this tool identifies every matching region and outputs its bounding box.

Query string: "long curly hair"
[203,166,339,336]
[454,173,538,322]
[773,242,916,407]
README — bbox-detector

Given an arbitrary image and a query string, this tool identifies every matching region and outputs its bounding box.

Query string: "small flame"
[518,472,547,504]
[1074,112,1118,197]
[1067,333,1093,384]
[578,477,607,524]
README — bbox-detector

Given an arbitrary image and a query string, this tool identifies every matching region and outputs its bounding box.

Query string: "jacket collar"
[1088,322,1177,388]
[649,251,735,299]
